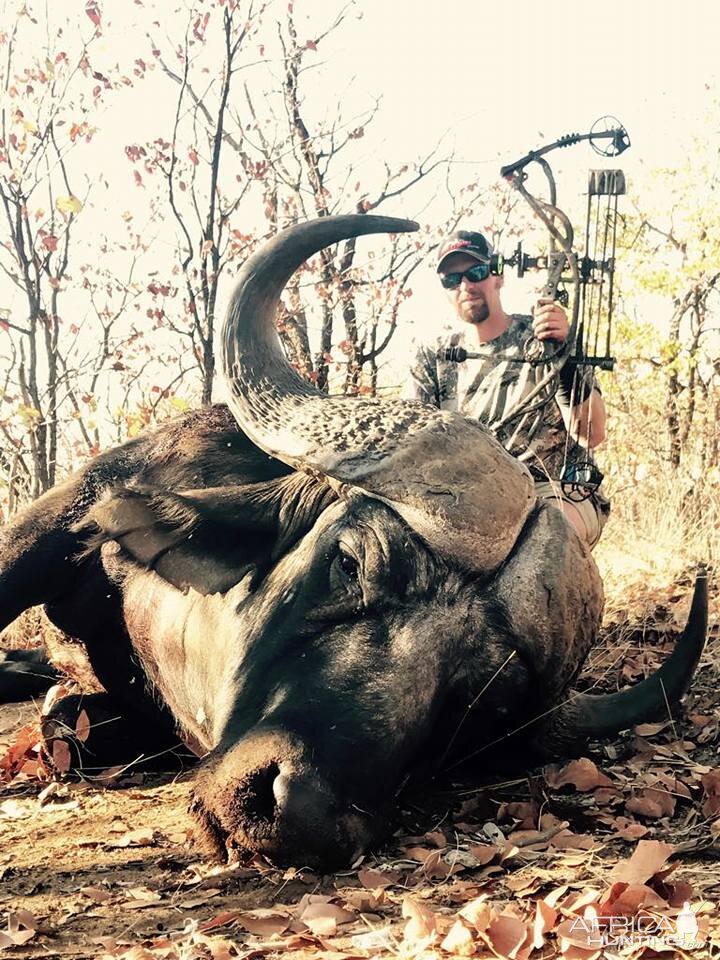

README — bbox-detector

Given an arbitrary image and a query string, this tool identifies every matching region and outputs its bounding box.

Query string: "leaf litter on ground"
[3,572,720,958]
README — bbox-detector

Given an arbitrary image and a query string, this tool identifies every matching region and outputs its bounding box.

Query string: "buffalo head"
[82,216,706,868]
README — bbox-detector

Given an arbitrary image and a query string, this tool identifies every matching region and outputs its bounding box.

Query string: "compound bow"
[442,116,630,499]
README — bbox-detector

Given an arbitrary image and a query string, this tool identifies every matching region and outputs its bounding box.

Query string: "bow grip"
[542,250,567,300]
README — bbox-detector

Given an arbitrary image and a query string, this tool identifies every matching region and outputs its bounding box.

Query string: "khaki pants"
[534,480,607,550]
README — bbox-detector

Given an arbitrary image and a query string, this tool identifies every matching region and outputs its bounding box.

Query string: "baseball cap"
[436,230,495,272]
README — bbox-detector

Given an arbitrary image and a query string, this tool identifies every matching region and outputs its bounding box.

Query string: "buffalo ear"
[81,485,280,595]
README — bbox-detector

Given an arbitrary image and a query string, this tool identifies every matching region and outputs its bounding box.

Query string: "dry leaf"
[659,879,695,908]
[127,886,159,900]
[80,885,112,903]
[294,893,334,916]
[418,849,463,879]
[634,721,670,736]
[52,738,71,772]
[343,889,382,912]
[357,867,399,888]
[402,897,439,944]
[689,712,714,726]
[555,849,595,868]
[42,683,71,715]
[504,873,545,897]
[555,915,601,952]
[300,902,356,937]
[350,928,394,951]
[56,194,83,215]
[654,772,692,799]
[0,799,32,819]
[198,911,242,933]
[424,829,448,847]
[605,881,667,912]
[238,908,291,936]
[550,831,596,851]
[458,897,493,932]
[1,722,45,784]
[201,936,244,960]
[543,885,569,908]
[467,843,500,865]
[441,919,476,955]
[75,709,91,742]
[106,828,157,848]
[545,758,613,791]
[625,788,676,819]
[1,911,37,948]
[608,816,648,840]
[701,769,720,817]
[485,913,531,960]
[609,839,675,884]
[533,900,557,950]
[403,844,435,862]
[592,787,621,804]
[558,889,602,914]
[497,801,539,827]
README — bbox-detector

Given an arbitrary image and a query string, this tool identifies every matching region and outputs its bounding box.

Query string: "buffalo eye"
[338,549,360,582]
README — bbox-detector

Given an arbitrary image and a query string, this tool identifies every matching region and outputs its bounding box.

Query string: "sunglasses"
[440,262,492,289]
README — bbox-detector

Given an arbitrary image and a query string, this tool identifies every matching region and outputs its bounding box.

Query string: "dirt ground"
[2,583,720,959]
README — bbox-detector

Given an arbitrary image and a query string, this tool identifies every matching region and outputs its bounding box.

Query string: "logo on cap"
[441,240,475,255]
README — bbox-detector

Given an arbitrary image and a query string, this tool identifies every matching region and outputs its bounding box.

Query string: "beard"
[459,298,489,325]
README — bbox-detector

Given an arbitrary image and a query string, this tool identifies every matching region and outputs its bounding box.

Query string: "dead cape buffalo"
[0,215,708,868]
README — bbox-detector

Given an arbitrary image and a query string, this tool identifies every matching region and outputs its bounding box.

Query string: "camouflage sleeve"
[400,342,441,406]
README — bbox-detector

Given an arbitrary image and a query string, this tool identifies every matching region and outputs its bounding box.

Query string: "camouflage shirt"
[401,315,608,503]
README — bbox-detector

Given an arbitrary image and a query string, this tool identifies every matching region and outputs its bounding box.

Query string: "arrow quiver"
[580,167,626,373]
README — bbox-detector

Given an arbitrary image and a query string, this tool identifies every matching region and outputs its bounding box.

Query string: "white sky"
[332,0,717,171]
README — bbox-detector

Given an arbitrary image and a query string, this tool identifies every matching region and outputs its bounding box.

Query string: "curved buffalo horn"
[536,570,708,753]
[221,215,535,574]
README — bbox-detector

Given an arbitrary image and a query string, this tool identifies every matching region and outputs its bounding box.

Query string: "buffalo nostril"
[242,761,281,826]
[272,771,291,811]
[271,771,329,825]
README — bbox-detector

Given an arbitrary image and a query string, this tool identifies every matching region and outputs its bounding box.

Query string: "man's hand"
[532,297,569,342]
